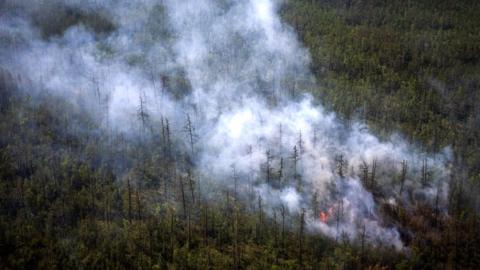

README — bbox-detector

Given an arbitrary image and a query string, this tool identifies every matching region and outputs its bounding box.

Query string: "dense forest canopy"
[0,0,479,269]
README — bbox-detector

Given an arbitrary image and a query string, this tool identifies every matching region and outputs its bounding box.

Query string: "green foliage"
[281,0,480,183]
[1,1,480,268]
[0,87,411,269]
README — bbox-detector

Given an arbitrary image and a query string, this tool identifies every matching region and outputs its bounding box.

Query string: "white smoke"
[0,0,451,249]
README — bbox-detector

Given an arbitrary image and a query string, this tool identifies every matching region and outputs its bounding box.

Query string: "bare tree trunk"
[179,176,187,220]
[399,160,407,195]
[266,149,272,184]
[188,169,196,204]
[257,196,263,243]
[136,188,142,220]
[281,204,286,256]
[184,113,196,156]
[370,159,377,190]
[298,208,305,268]
[127,178,132,222]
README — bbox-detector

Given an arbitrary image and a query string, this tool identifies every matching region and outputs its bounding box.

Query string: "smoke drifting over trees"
[4,1,475,268]
[0,0,451,248]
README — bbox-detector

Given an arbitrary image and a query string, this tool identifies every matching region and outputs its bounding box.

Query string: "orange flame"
[319,207,334,223]
[319,211,329,222]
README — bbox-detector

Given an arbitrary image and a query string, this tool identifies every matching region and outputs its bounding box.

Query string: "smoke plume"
[0,0,451,249]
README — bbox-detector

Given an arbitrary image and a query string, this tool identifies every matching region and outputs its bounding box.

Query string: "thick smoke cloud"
[0,0,450,249]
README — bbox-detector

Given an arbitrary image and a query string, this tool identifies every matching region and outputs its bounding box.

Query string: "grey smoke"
[0,0,451,249]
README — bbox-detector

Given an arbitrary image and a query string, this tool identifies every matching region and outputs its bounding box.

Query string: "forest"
[0,0,479,269]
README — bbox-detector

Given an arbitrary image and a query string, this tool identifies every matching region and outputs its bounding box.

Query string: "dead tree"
[161,115,175,199]
[280,205,286,253]
[298,208,306,268]
[265,149,273,184]
[178,175,187,220]
[103,92,111,136]
[336,154,347,178]
[137,93,149,135]
[161,117,166,147]
[232,165,239,201]
[187,167,196,204]
[292,145,301,189]
[297,131,305,156]
[184,113,196,156]
[361,161,369,188]
[399,160,407,195]
[434,185,440,227]
[161,75,169,97]
[421,158,430,187]
[334,200,344,241]
[203,204,209,246]
[278,157,284,185]
[164,118,172,158]
[136,188,142,220]
[247,145,256,206]
[257,195,264,242]
[311,191,319,218]
[370,159,377,189]
[278,124,283,151]
[90,75,101,105]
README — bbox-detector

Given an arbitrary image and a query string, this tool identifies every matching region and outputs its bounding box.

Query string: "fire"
[319,207,334,223]
[319,211,329,223]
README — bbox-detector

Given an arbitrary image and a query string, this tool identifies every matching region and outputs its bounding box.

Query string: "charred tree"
[184,113,196,156]
[292,145,301,190]
[399,160,407,195]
